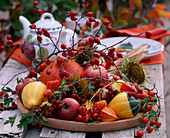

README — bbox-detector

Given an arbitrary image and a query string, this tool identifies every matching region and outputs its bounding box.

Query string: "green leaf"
[40,116,48,123]
[2,87,13,92]
[32,115,39,125]
[4,114,17,127]
[4,98,13,107]
[17,78,22,84]
[0,0,12,11]
[60,80,67,89]
[88,83,95,93]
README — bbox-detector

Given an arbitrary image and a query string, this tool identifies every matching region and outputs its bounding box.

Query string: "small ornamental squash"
[94,100,107,110]
[111,80,125,92]
[100,107,118,122]
[39,56,84,84]
[21,81,47,109]
[108,92,141,119]
[120,82,137,93]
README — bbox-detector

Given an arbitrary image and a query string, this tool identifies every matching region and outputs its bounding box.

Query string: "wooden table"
[0,59,167,138]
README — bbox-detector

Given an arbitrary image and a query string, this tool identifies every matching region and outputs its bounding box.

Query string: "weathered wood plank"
[102,128,134,138]
[0,59,29,137]
[40,127,86,138]
[134,64,167,138]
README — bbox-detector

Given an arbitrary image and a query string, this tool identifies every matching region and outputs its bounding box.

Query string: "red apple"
[57,98,80,120]
[15,78,35,98]
[83,65,108,87]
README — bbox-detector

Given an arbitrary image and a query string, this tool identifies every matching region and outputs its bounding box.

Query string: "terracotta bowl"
[17,97,148,132]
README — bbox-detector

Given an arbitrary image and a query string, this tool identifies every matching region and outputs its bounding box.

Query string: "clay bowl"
[17,97,154,132]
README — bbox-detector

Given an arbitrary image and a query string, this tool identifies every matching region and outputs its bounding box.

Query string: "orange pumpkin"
[100,107,118,122]
[39,56,84,84]
[94,100,107,110]
[47,79,61,90]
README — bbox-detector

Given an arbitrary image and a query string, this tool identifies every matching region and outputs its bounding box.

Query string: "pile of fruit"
[2,2,161,137]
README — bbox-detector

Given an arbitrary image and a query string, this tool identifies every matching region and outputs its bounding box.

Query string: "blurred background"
[0,0,170,137]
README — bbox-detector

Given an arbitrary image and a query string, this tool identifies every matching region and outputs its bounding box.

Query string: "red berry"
[94,108,100,114]
[146,126,153,133]
[86,21,91,27]
[133,83,138,88]
[71,11,77,16]
[87,109,94,115]
[40,63,46,70]
[86,39,89,44]
[128,92,133,98]
[93,52,99,57]
[71,16,77,21]
[86,12,93,17]
[68,84,74,90]
[45,59,51,65]
[142,117,149,124]
[90,59,95,65]
[148,91,155,97]
[103,20,110,26]
[106,26,112,31]
[79,107,86,116]
[81,99,86,103]
[150,120,156,126]
[146,104,151,111]
[76,114,82,121]
[33,1,39,6]
[6,35,12,40]
[95,34,99,37]
[95,58,99,65]
[37,29,42,35]
[37,35,42,42]
[7,40,13,45]
[62,52,67,57]
[92,113,98,120]
[116,52,123,58]
[30,70,37,78]
[44,32,50,37]
[30,24,36,29]
[79,46,85,50]
[46,70,51,75]
[95,38,100,44]
[67,11,71,15]
[89,37,94,42]
[89,17,95,22]
[0,46,5,51]
[137,87,143,93]
[42,28,47,33]
[36,9,42,14]
[61,43,67,49]
[82,115,89,123]
[139,93,147,100]
[137,130,143,137]
[157,121,161,127]
[68,51,74,56]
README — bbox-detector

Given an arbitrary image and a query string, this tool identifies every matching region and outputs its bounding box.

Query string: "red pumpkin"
[39,56,84,84]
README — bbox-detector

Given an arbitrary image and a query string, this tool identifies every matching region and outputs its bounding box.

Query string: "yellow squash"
[21,81,47,109]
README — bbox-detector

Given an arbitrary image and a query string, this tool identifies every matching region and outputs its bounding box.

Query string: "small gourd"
[21,81,47,109]
[108,92,141,119]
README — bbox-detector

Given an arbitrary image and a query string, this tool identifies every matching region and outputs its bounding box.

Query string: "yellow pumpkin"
[108,92,141,119]
[21,81,47,109]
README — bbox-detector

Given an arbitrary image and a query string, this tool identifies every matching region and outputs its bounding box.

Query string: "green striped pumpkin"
[108,92,141,119]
